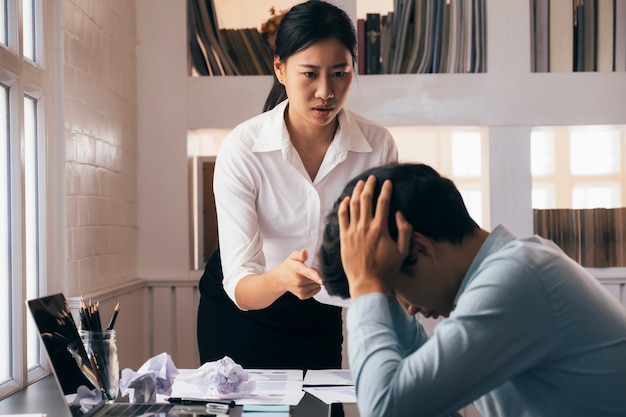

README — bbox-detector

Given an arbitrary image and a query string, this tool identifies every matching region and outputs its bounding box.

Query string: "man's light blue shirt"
[347,225,626,417]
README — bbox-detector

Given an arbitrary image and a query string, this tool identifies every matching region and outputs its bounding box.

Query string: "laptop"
[27,293,176,417]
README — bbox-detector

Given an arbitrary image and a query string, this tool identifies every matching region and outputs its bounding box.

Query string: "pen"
[166,397,236,407]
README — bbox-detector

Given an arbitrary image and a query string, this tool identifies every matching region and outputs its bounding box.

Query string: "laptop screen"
[27,293,103,416]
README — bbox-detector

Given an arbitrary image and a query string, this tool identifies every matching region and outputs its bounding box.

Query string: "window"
[390,126,488,228]
[531,126,625,209]
[0,83,9,384]
[24,94,42,370]
[0,0,49,399]
[531,126,626,268]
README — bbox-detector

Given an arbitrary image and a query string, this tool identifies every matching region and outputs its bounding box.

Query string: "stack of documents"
[167,368,305,406]
[167,368,357,406]
[302,370,356,404]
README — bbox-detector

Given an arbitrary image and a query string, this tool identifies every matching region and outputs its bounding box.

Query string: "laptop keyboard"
[103,403,174,416]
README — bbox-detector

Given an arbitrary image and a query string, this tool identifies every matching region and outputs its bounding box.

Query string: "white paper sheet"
[303,386,357,404]
[247,369,303,381]
[303,369,353,386]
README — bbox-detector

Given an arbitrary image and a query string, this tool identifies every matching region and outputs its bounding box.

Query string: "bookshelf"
[531,0,626,73]
[185,0,626,272]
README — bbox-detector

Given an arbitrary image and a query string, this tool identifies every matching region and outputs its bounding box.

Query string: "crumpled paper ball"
[176,356,256,399]
[68,385,103,414]
[120,352,179,402]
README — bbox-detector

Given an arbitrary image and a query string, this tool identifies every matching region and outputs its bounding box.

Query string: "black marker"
[166,397,236,407]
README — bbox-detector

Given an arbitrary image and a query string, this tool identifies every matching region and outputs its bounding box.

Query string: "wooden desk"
[0,375,358,417]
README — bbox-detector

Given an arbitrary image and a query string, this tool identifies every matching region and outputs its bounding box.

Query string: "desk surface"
[0,375,358,417]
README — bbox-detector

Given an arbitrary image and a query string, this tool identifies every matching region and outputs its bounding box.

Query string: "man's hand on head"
[337,175,413,299]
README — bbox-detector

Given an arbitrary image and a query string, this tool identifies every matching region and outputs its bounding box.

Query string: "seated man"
[318,163,626,417]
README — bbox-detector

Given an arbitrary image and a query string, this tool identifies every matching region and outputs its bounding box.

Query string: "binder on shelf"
[413,0,436,73]
[389,0,412,74]
[239,28,265,75]
[219,29,245,75]
[365,13,382,74]
[189,0,219,75]
[438,0,451,73]
[195,0,231,75]
[473,0,487,72]
[574,1,586,71]
[549,0,574,72]
[209,0,241,75]
[596,0,614,71]
[247,28,273,75]
[231,29,257,75]
[357,18,366,75]
[430,0,444,73]
[533,207,626,268]
[461,0,473,72]
[380,13,393,74]
[445,0,461,73]
[532,0,550,72]
[188,0,210,76]
[614,0,626,71]
[582,0,597,72]
[404,0,429,74]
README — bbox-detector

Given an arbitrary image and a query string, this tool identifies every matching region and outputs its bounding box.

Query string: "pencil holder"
[80,330,120,402]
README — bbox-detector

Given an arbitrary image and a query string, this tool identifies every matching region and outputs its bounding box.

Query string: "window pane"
[532,185,555,209]
[0,85,10,382]
[572,183,621,209]
[459,187,483,227]
[0,0,7,46]
[570,129,620,175]
[531,130,554,176]
[24,95,41,369]
[22,0,34,60]
[451,132,481,177]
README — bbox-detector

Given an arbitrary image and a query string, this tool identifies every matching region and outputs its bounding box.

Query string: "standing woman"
[197,0,398,370]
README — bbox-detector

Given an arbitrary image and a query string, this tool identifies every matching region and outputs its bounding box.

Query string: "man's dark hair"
[263,0,357,111]
[318,163,479,299]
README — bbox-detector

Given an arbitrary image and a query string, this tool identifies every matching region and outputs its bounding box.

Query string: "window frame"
[0,0,57,398]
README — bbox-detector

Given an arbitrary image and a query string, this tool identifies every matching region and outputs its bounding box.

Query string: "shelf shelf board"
[187,72,626,128]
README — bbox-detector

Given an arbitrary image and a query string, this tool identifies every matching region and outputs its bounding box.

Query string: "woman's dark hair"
[318,163,480,299]
[262,0,357,112]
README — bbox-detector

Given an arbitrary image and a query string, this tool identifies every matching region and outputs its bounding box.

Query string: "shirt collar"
[252,99,290,152]
[453,225,516,308]
[251,99,374,155]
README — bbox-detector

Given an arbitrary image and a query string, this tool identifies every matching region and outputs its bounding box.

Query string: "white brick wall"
[63,0,138,295]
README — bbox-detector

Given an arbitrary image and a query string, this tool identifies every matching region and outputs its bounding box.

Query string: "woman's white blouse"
[214,99,398,309]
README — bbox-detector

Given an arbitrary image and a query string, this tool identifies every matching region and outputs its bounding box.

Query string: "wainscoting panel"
[147,279,200,369]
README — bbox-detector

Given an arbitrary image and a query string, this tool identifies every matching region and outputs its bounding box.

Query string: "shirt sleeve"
[347,258,556,417]
[213,135,265,309]
[384,131,399,164]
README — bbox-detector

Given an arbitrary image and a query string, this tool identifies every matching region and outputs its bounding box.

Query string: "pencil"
[106,302,120,331]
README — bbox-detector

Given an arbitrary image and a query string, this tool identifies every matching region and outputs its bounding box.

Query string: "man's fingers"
[374,179,392,231]
[349,180,365,223]
[360,176,377,221]
[338,196,351,232]
[395,210,412,255]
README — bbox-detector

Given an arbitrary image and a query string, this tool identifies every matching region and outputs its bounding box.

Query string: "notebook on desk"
[27,293,175,417]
